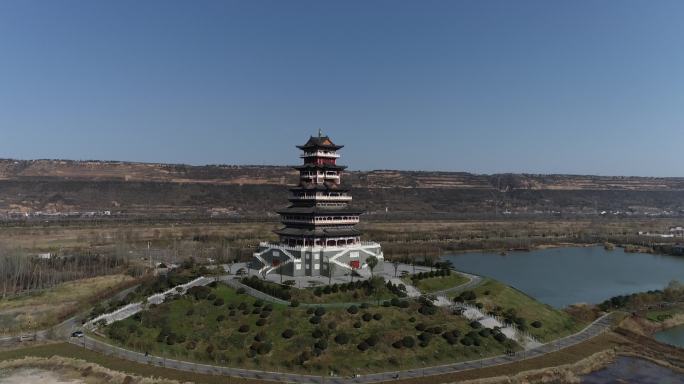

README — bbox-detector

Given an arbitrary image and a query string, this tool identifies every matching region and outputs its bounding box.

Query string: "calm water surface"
[655,324,684,348]
[581,356,683,383]
[442,246,684,308]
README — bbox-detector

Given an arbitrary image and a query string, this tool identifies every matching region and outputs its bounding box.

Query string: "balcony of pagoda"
[290,193,352,201]
[281,216,360,225]
[278,237,361,248]
[300,150,340,159]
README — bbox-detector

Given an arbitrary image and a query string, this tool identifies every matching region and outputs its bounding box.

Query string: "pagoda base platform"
[251,241,384,277]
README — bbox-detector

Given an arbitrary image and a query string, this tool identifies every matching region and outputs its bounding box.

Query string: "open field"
[452,279,585,342]
[1,217,681,261]
[0,275,136,334]
[0,355,181,384]
[102,282,518,375]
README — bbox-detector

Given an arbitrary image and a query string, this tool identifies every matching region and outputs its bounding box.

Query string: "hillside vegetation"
[1,159,683,220]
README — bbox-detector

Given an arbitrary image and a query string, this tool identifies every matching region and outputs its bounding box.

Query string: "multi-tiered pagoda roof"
[276,133,362,247]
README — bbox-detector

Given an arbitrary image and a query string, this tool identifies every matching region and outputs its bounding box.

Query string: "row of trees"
[0,246,135,298]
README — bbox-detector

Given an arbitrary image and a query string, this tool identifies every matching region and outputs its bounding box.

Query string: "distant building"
[669,226,684,238]
[252,133,383,277]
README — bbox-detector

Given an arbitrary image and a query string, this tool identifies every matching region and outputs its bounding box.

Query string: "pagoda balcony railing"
[281,218,360,225]
[300,151,340,158]
[291,195,352,201]
[259,241,380,252]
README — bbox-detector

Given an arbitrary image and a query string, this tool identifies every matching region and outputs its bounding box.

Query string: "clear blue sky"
[1,1,683,176]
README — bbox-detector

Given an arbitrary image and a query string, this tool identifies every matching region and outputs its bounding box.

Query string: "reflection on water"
[581,356,684,383]
[442,247,684,308]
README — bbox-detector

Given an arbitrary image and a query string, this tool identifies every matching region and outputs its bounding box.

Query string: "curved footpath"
[70,313,618,383]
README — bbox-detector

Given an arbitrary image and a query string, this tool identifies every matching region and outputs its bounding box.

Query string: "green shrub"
[401,336,415,348]
[347,305,359,314]
[334,333,349,344]
[282,329,295,339]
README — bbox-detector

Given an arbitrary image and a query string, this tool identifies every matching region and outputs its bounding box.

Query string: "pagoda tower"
[252,132,383,278]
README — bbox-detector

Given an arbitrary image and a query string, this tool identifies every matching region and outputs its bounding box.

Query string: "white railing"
[259,241,380,252]
[300,151,340,158]
[282,218,359,225]
[291,195,352,201]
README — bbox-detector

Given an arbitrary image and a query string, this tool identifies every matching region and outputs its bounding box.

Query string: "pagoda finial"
[318,128,323,138]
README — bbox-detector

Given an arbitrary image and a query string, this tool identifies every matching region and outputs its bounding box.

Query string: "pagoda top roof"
[296,134,343,151]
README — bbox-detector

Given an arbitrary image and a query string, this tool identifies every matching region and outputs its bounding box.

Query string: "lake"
[442,246,684,308]
[654,324,684,348]
[581,356,683,383]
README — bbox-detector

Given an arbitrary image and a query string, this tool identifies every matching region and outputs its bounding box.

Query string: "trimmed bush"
[282,329,295,339]
[254,332,266,342]
[312,328,324,338]
[253,299,264,307]
[479,328,492,337]
[315,339,328,350]
[392,340,403,349]
[334,333,350,345]
[327,321,337,330]
[216,315,225,322]
[238,324,250,333]
[531,320,543,328]
[357,341,369,351]
[257,343,271,355]
[415,323,426,332]
[314,307,326,317]
[213,298,224,306]
[460,337,473,346]
[401,336,415,348]
[309,316,321,324]
[366,335,379,346]
[469,321,481,329]
[290,300,300,307]
[362,313,372,322]
[353,321,362,329]
[256,318,266,326]
[373,313,382,321]
[347,305,359,314]
[306,308,315,315]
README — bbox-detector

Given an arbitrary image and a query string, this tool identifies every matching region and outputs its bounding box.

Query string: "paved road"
[71,313,618,383]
